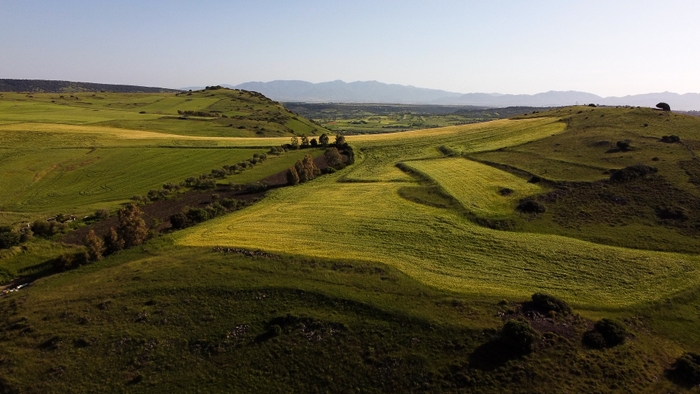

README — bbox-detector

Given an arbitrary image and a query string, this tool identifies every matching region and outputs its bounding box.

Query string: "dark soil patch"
[63,154,338,245]
[498,303,589,342]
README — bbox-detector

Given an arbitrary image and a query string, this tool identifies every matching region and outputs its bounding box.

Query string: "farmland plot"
[404,158,543,218]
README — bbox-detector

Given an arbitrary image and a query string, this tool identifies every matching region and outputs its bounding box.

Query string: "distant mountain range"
[226,80,700,111]
[0,79,178,93]
[4,78,697,110]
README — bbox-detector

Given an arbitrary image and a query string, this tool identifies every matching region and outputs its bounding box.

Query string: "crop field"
[343,118,566,182]
[0,147,262,213]
[404,158,543,218]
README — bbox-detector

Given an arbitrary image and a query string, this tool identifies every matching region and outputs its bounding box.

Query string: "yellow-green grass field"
[0,89,324,138]
[404,157,543,218]
[343,117,567,182]
[0,90,334,226]
[176,116,700,309]
[176,173,700,309]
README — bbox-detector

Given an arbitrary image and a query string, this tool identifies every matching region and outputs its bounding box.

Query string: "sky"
[1,0,699,96]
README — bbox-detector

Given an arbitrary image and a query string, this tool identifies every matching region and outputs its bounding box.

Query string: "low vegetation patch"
[582,319,628,349]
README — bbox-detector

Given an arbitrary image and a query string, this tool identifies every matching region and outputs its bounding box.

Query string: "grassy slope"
[0,89,326,138]
[177,160,700,309]
[469,106,700,253]
[1,105,700,392]
[0,89,331,225]
[404,158,543,218]
[0,238,674,393]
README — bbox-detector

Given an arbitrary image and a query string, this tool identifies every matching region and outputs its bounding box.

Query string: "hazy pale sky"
[1,0,699,96]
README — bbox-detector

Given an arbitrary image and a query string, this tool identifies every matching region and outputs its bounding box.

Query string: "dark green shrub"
[220,198,242,210]
[528,175,542,183]
[500,320,539,354]
[609,164,657,182]
[660,135,680,143]
[206,202,226,218]
[616,140,631,151]
[95,209,110,220]
[196,179,217,190]
[31,220,53,237]
[582,330,606,349]
[53,252,87,271]
[672,352,700,385]
[169,213,190,230]
[656,206,688,221]
[516,199,546,214]
[186,208,209,224]
[530,293,572,315]
[583,318,627,349]
[595,319,627,346]
[0,227,20,249]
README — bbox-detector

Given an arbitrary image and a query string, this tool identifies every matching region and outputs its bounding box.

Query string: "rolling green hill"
[1,102,700,392]
[0,88,329,226]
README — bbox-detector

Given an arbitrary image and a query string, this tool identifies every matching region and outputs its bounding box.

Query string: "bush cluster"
[0,226,21,249]
[672,352,700,385]
[177,110,223,117]
[286,154,320,186]
[170,198,245,230]
[529,293,572,315]
[183,153,269,191]
[500,320,539,355]
[660,135,680,143]
[609,164,658,182]
[582,318,628,349]
[516,199,546,214]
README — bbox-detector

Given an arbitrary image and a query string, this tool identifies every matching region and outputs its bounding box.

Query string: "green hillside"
[0,88,328,226]
[1,103,700,392]
[0,86,325,137]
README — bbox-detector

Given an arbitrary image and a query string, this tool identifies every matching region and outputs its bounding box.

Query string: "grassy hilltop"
[1,95,700,392]
[0,87,326,225]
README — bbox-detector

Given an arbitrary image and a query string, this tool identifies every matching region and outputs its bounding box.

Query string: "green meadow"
[1,90,700,392]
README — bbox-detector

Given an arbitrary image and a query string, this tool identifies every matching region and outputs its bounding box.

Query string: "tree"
[294,154,320,183]
[656,102,671,111]
[290,136,299,149]
[300,135,310,147]
[103,227,124,254]
[324,147,343,167]
[319,133,330,147]
[334,134,346,147]
[83,230,105,261]
[303,154,320,178]
[294,159,308,182]
[117,204,149,248]
[286,166,300,185]
[169,212,189,230]
[310,138,318,147]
